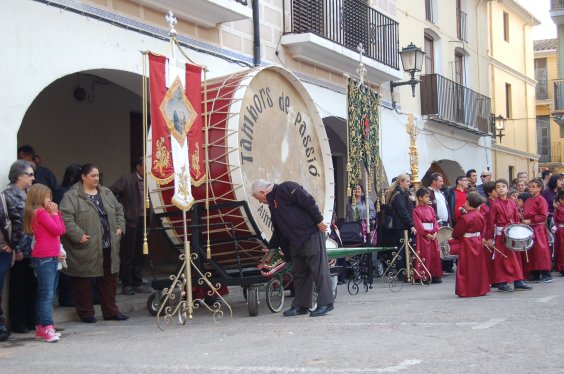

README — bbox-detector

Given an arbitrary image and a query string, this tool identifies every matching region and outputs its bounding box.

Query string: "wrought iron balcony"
[281,0,401,82]
[457,9,467,42]
[135,0,251,28]
[536,79,549,100]
[539,142,561,163]
[551,0,564,9]
[554,80,564,111]
[420,74,491,135]
[550,0,564,24]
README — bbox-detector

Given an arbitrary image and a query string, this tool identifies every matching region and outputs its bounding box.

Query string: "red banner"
[185,64,206,186]
[149,53,174,184]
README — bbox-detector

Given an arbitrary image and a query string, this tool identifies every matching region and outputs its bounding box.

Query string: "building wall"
[488,0,538,180]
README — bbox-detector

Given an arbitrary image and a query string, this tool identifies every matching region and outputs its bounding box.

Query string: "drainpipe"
[253,0,261,66]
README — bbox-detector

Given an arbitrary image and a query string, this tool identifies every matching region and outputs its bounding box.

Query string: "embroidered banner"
[346,77,380,193]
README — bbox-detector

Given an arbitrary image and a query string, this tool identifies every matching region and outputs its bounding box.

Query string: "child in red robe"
[485,179,532,292]
[412,187,442,283]
[522,179,552,283]
[478,181,496,284]
[452,192,489,297]
[553,190,564,274]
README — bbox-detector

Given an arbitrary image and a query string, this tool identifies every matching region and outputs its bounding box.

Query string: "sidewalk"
[53,291,150,323]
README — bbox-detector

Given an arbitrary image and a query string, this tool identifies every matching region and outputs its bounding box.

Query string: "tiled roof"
[534,39,558,52]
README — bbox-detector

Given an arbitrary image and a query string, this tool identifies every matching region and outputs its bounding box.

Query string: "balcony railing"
[285,0,399,69]
[536,79,549,100]
[555,80,564,111]
[420,74,491,134]
[539,142,561,163]
[551,0,564,10]
[457,9,467,42]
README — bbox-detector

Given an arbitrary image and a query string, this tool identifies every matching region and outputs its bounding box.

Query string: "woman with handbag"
[3,160,37,333]
[0,183,14,341]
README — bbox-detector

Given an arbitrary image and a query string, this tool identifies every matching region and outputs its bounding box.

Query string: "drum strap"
[558,224,564,228]
[463,232,480,238]
[495,226,504,236]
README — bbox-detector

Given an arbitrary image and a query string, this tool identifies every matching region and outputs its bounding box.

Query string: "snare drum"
[503,224,534,252]
[147,66,334,269]
[437,226,453,259]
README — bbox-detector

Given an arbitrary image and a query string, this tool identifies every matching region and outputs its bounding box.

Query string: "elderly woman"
[60,164,128,323]
[3,160,37,333]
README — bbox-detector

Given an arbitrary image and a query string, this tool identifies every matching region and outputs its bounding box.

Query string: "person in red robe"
[522,179,553,283]
[478,181,496,284]
[553,190,564,275]
[452,192,489,297]
[485,179,532,292]
[412,188,442,283]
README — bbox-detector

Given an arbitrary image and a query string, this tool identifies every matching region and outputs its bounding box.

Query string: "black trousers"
[119,217,145,287]
[9,259,37,330]
[290,231,333,308]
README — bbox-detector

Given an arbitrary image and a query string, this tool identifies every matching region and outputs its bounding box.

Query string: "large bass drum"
[148,66,334,270]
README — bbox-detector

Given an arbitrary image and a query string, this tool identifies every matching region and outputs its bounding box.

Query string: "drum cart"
[147,201,272,317]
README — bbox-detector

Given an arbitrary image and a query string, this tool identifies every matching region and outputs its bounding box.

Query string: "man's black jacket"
[267,181,324,251]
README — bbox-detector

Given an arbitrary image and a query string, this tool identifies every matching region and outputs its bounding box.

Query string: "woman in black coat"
[389,174,416,276]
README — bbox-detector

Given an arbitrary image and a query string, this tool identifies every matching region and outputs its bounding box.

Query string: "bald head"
[480,170,492,184]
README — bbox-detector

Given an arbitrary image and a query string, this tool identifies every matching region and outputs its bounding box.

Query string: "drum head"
[229,67,333,241]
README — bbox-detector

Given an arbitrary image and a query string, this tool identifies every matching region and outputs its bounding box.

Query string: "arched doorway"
[421,159,464,187]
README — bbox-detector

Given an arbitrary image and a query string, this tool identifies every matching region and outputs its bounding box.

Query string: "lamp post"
[491,114,506,143]
[390,43,425,108]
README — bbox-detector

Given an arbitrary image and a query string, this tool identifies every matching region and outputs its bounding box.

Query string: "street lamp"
[491,114,506,143]
[390,43,426,108]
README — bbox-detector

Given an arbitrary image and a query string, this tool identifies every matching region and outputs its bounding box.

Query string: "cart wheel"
[147,291,162,316]
[247,287,259,317]
[374,258,384,278]
[266,277,285,313]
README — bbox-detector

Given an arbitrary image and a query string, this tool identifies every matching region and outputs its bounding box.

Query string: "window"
[535,58,548,100]
[425,0,434,23]
[503,12,509,42]
[537,116,551,163]
[505,83,512,118]
[456,0,467,41]
[424,34,434,74]
[454,52,464,85]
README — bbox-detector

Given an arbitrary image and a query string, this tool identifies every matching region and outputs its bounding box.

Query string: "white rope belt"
[422,223,434,230]
[463,232,480,238]
[495,226,504,235]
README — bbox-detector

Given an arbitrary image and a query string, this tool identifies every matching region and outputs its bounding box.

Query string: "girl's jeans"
[32,257,59,326]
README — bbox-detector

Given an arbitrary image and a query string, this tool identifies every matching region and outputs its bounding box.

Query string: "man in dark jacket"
[17,145,59,193]
[251,179,334,317]
[110,158,151,295]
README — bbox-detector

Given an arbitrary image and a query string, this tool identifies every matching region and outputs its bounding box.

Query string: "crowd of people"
[377,168,563,298]
[0,146,150,342]
[1,144,563,341]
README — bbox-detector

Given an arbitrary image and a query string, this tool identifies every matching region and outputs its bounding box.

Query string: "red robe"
[452,209,489,297]
[553,205,564,271]
[522,195,551,272]
[479,200,494,283]
[412,205,442,280]
[485,198,523,283]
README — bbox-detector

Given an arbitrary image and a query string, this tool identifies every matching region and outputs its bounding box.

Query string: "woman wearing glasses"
[3,160,37,333]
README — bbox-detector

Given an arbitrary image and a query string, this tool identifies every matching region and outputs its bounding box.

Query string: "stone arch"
[421,159,464,187]
[18,69,143,186]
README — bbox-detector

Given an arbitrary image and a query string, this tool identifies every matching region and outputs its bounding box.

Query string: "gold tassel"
[145,197,150,209]
[143,240,149,255]
[206,242,211,260]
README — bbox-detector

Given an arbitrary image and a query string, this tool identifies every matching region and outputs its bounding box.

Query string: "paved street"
[2,273,564,374]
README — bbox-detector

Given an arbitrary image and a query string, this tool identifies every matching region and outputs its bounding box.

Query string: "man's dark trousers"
[120,217,144,287]
[290,231,333,308]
